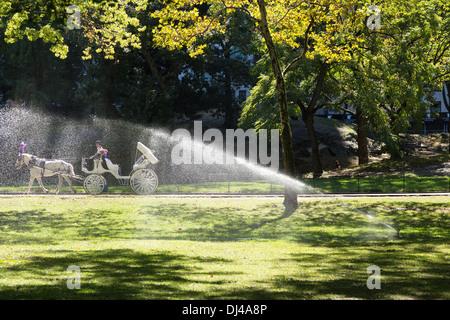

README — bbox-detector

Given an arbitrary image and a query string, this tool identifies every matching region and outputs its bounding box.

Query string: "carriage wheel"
[83,174,107,195]
[130,169,158,195]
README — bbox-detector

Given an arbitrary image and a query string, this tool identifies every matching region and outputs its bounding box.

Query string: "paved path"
[0,192,448,198]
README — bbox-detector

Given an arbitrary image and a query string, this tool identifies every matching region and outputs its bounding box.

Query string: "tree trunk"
[223,71,236,128]
[104,60,120,119]
[256,0,297,211]
[302,110,323,176]
[223,42,236,128]
[443,81,450,154]
[299,61,328,177]
[356,106,369,165]
[141,30,168,93]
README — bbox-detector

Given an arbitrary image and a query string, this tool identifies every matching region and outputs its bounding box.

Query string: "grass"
[1,174,449,194]
[0,195,448,299]
[308,175,450,193]
[160,175,450,193]
[157,181,285,194]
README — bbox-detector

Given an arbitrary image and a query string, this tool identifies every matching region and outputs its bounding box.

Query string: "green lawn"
[0,195,448,299]
[307,175,450,193]
[2,174,448,194]
[155,176,450,193]
[161,175,450,193]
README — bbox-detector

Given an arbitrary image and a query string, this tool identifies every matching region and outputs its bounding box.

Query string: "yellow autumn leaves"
[151,0,370,62]
[81,1,145,60]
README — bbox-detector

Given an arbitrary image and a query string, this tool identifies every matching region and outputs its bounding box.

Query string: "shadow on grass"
[0,198,448,299]
[1,199,447,245]
[2,244,447,300]
[198,246,449,299]
[0,208,137,245]
[0,248,239,299]
[357,200,449,239]
[263,249,450,299]
[135,201,400,243]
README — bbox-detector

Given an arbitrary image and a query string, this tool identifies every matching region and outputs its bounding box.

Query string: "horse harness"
[29,156,48,176]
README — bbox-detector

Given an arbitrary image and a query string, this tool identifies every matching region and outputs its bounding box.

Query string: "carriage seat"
[105,158,121,176]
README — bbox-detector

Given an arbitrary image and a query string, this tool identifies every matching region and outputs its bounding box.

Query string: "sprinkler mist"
[0,106,398,239]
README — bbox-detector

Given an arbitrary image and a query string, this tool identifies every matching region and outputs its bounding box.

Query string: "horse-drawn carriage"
[15,141,159,195]
[82,142,159,195]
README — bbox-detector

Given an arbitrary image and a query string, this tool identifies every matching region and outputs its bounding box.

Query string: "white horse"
[15,153,78,194]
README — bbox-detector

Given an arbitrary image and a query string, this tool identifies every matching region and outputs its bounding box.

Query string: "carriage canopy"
[137,142,158,165]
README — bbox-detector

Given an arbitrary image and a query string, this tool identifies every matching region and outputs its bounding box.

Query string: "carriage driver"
[89,140,108,170]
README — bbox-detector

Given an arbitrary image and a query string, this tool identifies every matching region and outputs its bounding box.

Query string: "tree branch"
[281,20,312,77]
[308,61,328,109]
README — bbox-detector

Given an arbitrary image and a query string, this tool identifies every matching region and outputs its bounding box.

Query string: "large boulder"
[289,117,381,174]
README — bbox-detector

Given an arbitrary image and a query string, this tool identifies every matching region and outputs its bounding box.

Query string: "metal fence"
[304,174,450,193]
[1,174,449,194]
[155,174,450,194]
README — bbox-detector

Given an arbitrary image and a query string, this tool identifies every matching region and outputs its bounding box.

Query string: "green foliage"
[0,33,86,115]
[328,0,450,158]
[0,1,256,122]
[239,52,339,131]
[0,0,147,60]
[1,0,449,132]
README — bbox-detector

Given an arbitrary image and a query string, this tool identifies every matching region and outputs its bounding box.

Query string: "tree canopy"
[1,0,449,180]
